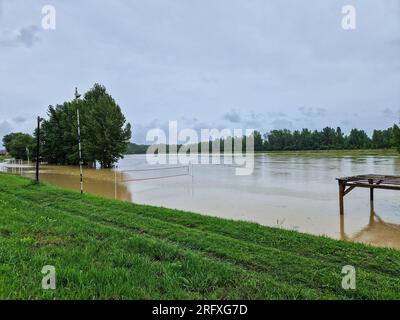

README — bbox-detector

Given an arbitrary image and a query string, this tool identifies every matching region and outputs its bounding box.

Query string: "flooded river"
[2,154,400,249]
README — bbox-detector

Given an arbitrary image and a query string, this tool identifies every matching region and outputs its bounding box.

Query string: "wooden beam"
[343,183,400,191]
[344,185,356,196]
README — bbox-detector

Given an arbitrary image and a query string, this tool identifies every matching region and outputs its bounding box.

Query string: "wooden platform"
[336,174,400,215]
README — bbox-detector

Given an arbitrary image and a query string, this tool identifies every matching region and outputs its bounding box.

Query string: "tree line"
[2,84,131,168]
[254,125,400,151]
[127,125,400,154]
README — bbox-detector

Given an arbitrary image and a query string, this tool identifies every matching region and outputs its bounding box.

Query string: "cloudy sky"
[0,0,399,144]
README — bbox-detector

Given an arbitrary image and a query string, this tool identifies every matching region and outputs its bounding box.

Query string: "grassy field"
[0,174,400,300]
[263,149,399,157]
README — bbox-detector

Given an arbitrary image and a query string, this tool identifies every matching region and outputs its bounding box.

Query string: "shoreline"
[125,148,400,157]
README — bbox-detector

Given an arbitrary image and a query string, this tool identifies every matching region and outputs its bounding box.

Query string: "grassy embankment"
[0,173,399,300]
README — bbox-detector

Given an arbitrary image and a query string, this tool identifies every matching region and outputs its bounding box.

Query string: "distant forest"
[127,124,400,154]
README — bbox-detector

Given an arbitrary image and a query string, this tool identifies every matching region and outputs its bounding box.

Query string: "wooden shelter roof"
[337,174,400,190]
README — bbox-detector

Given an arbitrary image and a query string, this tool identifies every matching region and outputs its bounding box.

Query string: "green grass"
[0,174,399,300]
[262,149,399,157]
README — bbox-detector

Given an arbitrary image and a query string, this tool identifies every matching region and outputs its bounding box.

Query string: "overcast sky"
[0,0,399,144]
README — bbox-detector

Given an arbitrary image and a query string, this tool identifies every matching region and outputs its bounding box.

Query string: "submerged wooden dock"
[337,174,400,215]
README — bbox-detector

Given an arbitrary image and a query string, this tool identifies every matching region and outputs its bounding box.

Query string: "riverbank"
[264,149,399,157]
[125,148,399,157]
[0,173,399,299]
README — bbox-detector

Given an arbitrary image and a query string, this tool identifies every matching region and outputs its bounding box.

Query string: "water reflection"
[42,166,133,202]
[2,165,133,202]
[340,211,400,248]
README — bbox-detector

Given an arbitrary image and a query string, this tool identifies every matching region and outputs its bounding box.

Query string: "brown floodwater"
[2,154,400,249]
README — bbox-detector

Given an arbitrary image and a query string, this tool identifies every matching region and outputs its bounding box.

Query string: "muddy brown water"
[3,154,400,249]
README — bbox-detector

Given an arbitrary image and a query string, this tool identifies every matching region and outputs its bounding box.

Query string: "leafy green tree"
[81,84,131,168]
[40,84,131,168]
[393,124,400,151]
[40,102,81,165]
[2,133,35,160]
[2,133,18,153]
[253,131,263,152]
[347,129,371,149]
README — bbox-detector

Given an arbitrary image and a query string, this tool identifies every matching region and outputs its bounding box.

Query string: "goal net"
[118,165,192,183]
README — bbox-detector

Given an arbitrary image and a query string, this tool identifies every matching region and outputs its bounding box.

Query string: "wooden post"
[338,180,345,216]
[368,179,374,213]
[36,116,40,182]
[339,213,346,240]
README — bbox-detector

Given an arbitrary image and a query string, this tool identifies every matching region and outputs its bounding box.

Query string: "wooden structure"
[337,174,400,215]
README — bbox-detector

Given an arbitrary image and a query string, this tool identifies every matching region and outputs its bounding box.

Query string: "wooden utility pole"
[35,116,41,182]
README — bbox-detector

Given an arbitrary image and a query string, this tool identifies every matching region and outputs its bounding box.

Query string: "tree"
[40,84,131,168]
[2,133,18,153]
[347,129,371,149]
[82,84,131,168]
[253,131,263,152]
[393,124,400,151]
[40,102,81,165]
[2,132,35,160]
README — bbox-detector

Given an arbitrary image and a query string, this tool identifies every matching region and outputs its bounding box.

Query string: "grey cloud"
[382,108,400,119]
[0,1,399,141]
[243,111,265,128]
[268,112,288,118]
[18,26,41,47]
[223,109,241,123]
[298,107,327,118]
[222,109,266,129]
[12,115,30,123]
[0,115,37,143]
[0,26,41,48]
[0,120,13,144]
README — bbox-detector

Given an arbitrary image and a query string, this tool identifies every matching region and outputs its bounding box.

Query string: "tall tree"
[82,84,131,168]
[2,133,35,160]
[40,84,131,168]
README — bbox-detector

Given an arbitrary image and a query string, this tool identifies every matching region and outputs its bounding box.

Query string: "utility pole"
[75,87,84,195]
[35,116,42,182]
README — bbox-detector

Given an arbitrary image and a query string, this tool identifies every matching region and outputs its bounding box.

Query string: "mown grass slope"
[0,174,399,300]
